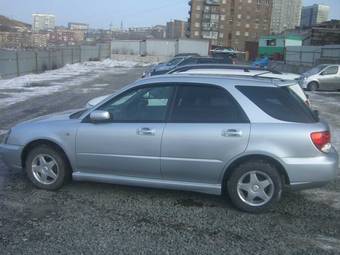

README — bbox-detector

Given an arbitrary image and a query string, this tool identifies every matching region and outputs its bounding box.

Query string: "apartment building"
[31,33,49,48]
[68,22,89,31]
[166,20,187,39]
[188,0,273,50]
[270,0,302,34]
[0,31,31,48]
[48,28,76,46]
[300,4,330,28]
[32,14,56,32]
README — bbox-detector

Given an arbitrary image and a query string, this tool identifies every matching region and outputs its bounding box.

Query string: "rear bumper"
[283,148,339,190]
[0,143,23,170]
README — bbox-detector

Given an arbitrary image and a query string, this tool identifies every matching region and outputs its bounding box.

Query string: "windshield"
[307,65,328,75]
[167,57,184,66]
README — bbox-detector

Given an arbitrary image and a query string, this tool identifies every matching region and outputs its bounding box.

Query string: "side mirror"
[90,110,111,123]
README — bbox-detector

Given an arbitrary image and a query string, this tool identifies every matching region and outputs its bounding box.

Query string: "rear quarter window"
[237,86,318,123]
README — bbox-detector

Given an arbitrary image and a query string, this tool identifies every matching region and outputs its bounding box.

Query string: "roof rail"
[168,64,282,75]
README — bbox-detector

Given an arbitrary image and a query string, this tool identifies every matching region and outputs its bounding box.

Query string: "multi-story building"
[32,14,56,32]
[68,22,89,31]
[188,0,273,50]
[166,20,187,39]
[270,0,302,34]
[31,33,49,48]
[48,28,76,46]
[0,31,31,48]
[306,20,340,46]
[151,25,166,39]
[300,4,330,28]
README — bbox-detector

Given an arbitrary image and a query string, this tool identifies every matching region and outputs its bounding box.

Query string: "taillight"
[311,131,331,153]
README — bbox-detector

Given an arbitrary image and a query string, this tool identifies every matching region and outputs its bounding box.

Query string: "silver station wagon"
[0,75,338,213]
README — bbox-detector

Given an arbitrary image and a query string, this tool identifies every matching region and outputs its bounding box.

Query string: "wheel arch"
[307,80,320,89]
[221,154,290,194]
[21,139,72,171]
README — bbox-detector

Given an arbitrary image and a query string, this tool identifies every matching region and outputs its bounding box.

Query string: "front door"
[161,84,251,185]
[319,66,339,90]
[76,85,175,179]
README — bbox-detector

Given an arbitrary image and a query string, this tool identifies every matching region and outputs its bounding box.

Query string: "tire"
[307,82,319,92]
[25,145,70,190]
[226,160,282,213]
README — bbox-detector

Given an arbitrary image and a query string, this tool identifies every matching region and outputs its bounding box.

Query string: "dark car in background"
[142,56,232,77]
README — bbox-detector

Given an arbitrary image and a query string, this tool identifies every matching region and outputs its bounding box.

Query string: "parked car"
[174,53,200,58]
[300,64,340,91]
[143,56,231,77]
[168,64,309,106]
[1,75,338,213]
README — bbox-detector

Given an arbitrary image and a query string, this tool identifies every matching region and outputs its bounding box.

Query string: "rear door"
[161,84,251,185]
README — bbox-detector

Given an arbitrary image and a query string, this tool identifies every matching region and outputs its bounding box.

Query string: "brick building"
[188,0,272,50]
[166,20,187,39]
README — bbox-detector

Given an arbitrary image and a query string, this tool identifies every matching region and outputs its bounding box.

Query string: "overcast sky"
[1,0,340,29]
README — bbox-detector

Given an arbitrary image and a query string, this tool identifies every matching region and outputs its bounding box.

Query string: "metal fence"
[0,43,111,79]
[285,45,340,67]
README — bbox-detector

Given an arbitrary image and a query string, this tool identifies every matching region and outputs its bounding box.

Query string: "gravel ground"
[0,67,340,255]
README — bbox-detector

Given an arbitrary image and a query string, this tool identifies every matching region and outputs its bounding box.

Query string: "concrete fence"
[0,43,111,79]
[111,39,210,57]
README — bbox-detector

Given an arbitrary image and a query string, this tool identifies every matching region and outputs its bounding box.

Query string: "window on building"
[266,39,276,46]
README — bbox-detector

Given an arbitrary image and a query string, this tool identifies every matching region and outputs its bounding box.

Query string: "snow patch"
[0,59,148,109]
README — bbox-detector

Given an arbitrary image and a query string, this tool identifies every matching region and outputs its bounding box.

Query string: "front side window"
[98,85,174,122]
[170,85,249,123]
[322,66,339,75]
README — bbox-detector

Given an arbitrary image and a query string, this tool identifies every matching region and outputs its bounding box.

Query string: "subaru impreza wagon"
[0,74,338,213]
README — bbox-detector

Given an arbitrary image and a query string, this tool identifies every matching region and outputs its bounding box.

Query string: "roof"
[260,35,303,40]
[138,74,295,88]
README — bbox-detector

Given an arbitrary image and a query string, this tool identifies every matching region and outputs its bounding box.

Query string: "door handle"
[137,127,156,136]
[222,129,243,137]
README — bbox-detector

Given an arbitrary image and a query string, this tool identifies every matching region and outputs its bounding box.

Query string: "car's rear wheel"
[25,145,70,190]
[308,82,319,91]
[227,160,282,213]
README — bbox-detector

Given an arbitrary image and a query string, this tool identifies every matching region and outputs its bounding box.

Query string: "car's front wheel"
[307,82,319,91]
[25,145,70,190]
[227,160,282,213]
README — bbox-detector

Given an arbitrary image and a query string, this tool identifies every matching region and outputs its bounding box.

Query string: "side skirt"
[72,171,222,195]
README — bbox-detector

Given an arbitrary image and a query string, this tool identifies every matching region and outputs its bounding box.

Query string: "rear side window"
[237,86,317,123]
[170,85,249,123]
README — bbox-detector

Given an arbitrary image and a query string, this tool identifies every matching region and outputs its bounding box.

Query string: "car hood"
[20,109,84,124]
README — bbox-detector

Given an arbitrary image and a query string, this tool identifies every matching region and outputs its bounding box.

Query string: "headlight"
[2,129,11,144]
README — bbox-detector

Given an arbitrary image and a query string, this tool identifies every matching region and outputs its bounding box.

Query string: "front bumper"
[0,143,23,170]
[283,148,339,190]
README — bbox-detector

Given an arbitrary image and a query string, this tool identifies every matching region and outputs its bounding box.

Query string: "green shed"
[258,35,302,60]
